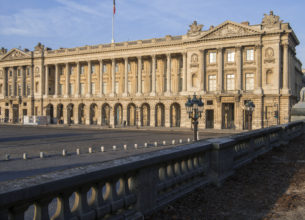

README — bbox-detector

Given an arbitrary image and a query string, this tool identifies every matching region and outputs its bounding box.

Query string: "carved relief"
[264,47,275,63]
[187,21,203,37]
[190,53,199,67]
[35,67,40,77]
[0,47,7,55]
[34,42,45,51]
[2,49,29,61]
[262,11,282,29]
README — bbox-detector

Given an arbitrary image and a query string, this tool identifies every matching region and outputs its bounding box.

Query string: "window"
[91,65,95,74]
[245,73,254,91]
[80,83,85,95]
[103,82,107,94]
[208,75,216,91]
[226,74,235,90]
[59,84,63,95]
[91,83,95,94]
[246,49,254,61]
[69,83,74,95]
[103,64,107,73]
[115,64,119,73]
[70,66,74,75]
[227,51,235,62]
[209,52,216,64]
[207,100,213,105]
[80,66,84,75]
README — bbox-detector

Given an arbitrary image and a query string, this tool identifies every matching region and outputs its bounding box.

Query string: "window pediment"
[0,49,31,61]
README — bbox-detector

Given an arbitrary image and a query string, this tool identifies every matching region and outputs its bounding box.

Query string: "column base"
[136,93,142,97]
[122,93,129,97]
[254,88,263,95]
[86,94,92,98]
[109,93,115,97]
[53,95,58,99]
[281,88,291,95]
[164,92,172,96]
[149,92,156,97]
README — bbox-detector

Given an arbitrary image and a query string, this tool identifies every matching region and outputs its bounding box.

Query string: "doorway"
[206,110,214,128]
[222,103,234,129]
[13,104,19,123]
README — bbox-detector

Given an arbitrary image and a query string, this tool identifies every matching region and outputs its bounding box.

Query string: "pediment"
[199,21,262,40]
[0,49,31,61]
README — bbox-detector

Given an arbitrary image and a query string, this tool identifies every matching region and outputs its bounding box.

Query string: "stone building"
[0,11,303,130]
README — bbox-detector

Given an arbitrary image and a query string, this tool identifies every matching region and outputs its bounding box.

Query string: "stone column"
[200,50,205,92]
[236,46,242,91]
[39,66,44,96]
[76,62,80,97]
[150,55,156,96]
[65,63,69,97]
[182,52,187,92]
[165,53,171,95]
[123,57,128,96]
[21,67,25,97]
[45,65,49,96]
[11,68,16,96]
[30,66,34,96]
[99,60,104,96]
[283,43,289,91]
[3,68,7,96]
[87,61,92,97]
[255,44,263,93]
[111,59,116,96]
[217,48,223,93]
[54,64,59,97]
[136,56,142,96]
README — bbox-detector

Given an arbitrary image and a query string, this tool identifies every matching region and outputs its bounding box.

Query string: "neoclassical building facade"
[0,11,303,130]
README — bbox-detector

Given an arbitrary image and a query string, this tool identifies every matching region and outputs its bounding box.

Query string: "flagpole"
[112,11,114,43]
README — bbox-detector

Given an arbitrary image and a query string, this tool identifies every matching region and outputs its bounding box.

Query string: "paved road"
[0,125,238,182]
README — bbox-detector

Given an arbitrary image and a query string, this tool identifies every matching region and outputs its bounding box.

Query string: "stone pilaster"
[182,52,187,92]
[217,48,223,93]
[200,49,205,93]
[3,68,7,96]
[45,65,49,97]
[76,62,80,97]
[111,59,115,96]
[136,56,142,96]
[150,55,156,96]
[165,53,171,96]
[99,60,104,97]
[65,63,69,97]
[236,46,242,91]
[87,61,92,97]
[54,64,59,97]
[282,43,290,93]
[12,68,16,96]
[254,44,263,94]
[123,57,128,96]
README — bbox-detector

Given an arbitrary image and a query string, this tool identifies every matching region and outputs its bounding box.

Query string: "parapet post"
[207,137,236,187]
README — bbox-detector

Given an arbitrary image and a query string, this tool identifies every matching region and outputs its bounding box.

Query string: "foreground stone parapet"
[0,121,304,220]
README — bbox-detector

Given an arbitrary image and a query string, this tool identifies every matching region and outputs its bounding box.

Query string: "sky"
[0,0,304,64]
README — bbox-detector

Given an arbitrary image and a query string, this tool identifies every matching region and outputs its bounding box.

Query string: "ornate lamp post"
[244,100,255,130]
[185,94,204,141]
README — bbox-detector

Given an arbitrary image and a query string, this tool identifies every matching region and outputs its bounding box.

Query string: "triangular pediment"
[199,21,262,40]
[1,48,31,61]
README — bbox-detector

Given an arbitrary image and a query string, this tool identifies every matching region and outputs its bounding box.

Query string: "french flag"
[113,0,116,15]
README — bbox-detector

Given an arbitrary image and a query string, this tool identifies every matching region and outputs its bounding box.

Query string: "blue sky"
[0,0,304,64]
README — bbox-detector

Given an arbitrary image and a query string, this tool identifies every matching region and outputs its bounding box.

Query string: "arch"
[127,103,137,126]
[141,103,150,126]
[67,103,74,124]
[170,103,181,127]
[78,103,86,124]
[102,103,110,126]
[90,103,98,125]
[57,104,64,124]
[114,103,123,127]
[46,104,54,124]
[155,103,165,127]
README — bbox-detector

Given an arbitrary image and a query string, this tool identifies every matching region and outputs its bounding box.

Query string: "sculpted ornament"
[34,42,45,51]
[190,54,199,67]
[264,47,275,63]
[205,23,254,39]
[262,11,282,29]
[300,87,305,102]
[0,47,7,55]
[187,21,203,37]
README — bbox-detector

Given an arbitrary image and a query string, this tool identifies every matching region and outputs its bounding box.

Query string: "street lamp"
[185,94,204,141]
[244,100,255,130]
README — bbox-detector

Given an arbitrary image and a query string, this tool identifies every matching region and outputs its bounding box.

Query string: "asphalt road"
[0,125,238,182]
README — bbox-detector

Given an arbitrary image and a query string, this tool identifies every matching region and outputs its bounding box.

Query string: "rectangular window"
[59,84,63,95]
[115,81,119,94]
[226,74,235,90]
[246,49,254,61]
[115,64,119,73]
[208,75,216,91]
[245,73,254,91]
[227,51,235,62]
[91,83,95,94]
[91,65,95,74]
[209,52,216,64]
[103,82,107,94]
[69,83,74,95]
[103,64,107,73]
[70,66,74,75]
[80,83,85,95]
[80,66,84,75]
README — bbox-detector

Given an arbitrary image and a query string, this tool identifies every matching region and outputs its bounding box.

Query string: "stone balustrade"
[0,120,304,220]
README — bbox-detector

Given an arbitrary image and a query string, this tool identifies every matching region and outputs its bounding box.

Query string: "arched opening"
[102,103,110,126]
[90,103,98,125]
[46,104,54,124]
[127,103,137,126]
[155,103,165,127]
[114,103,123,127]
[57,104,64,124]
[141,103,150,127]
[78,104,86,125]
[192,73,198,88]
[67,104,74,125]
[170,103,181,127]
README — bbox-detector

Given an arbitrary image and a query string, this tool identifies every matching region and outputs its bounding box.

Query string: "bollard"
[89,147,93,154]
[113,145,117,151]
[101,146,104,152]
[40,152,44,159]
[76,148,80,155]
[172,140,175,145]
[187,138,191,143]
[62,149,67,156]
[154,142,158,147]
[23,153,27,160]
[179,139,183,144]
[134,144,138,149]
[163,141,166,146]
[5,154,10,161]
[144,142,148,148]
[123,144,127,150]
